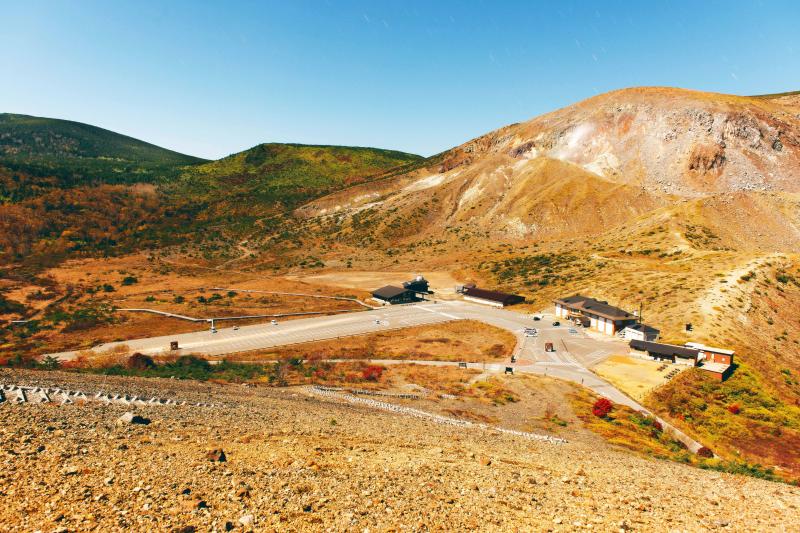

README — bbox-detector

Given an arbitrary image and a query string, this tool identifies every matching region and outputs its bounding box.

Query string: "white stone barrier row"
[307,386,566,445]
[0,384,217,408]
[313,385,423,400]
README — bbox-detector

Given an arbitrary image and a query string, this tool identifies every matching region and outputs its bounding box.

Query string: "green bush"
[94,355,266,383]
[699,460,783,482]
[0,294,25,314]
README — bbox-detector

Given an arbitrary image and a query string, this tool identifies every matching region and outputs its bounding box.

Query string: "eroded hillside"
[299,87,800,244]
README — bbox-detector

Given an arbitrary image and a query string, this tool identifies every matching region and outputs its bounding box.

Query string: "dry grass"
[2,254,372,357]
[226,320,515,363]
[295,270,461,295]
[594,355,684,401]
[569,388,693,462]
[253,360,481,395]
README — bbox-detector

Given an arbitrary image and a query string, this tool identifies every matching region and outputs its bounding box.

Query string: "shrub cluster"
[592,397,613,418]
[362,365,384,381]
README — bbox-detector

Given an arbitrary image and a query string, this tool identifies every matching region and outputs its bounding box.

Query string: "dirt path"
[696,253,785,334]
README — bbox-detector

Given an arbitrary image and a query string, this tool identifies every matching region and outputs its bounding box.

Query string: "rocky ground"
[1,369,799,532]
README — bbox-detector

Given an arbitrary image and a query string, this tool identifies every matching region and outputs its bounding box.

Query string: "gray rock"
[238,514,254,528]
[117,412,151,425]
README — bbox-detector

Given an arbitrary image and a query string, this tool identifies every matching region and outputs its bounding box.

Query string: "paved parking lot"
[48,300,628,367]
[433,301,628,368]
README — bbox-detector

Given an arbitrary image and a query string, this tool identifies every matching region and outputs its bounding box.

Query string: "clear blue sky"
[2,1,799,159]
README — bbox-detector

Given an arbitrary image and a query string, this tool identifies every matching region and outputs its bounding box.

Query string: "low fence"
[0,383,217,408]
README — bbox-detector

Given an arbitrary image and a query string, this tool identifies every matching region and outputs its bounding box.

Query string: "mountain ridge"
[0,115,422,265]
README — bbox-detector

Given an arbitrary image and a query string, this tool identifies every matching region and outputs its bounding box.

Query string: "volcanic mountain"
[299,87,800,246]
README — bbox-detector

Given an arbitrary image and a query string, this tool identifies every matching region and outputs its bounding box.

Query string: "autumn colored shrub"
[362,365,384,381]
[126,353,156,370]
[727,403,741,414]
[697,446,714,458]
[592,397,613,418]
[344,372,362,383]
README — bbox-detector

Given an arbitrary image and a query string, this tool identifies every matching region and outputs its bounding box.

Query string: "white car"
[271,319,278,325]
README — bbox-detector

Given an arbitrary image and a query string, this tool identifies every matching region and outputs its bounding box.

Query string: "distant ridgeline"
[0,113,207,190]
[0,113,422,267]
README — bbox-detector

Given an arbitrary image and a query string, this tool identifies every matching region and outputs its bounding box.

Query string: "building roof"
[402,275,431,292]
[624,323,660,334]
[685,342,735,356]
[463,287,524,304]
[630,340,699,359]
[700,362,731,374]
[554,294,634,321]
[372,285,412,299]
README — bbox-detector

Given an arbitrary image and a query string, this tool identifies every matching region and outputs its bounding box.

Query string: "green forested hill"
[175,143,423,222]
[0,115,422,266]
[0,113,207,191]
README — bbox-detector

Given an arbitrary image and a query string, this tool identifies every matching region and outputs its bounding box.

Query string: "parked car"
[233,325,239,331]
[552,321,560,327]
[211,327,218,334]
[271,319,278,325]
[532,315,541,321]
[524,328,538,337]
[568,328,578,334]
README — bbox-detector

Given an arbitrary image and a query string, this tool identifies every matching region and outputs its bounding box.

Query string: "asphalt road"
[48,300,625,366]
[47,303,461,360]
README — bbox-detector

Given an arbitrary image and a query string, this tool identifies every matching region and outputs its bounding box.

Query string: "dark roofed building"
[554,294,638,335]
[629,340,699,365]
[372,285,419,305]
[402,275,432,295]
[463,287,525,307]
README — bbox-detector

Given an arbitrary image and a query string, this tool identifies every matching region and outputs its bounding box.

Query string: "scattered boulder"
[117,412,151,425]
[238,514,254,528]
[206,449,227,462]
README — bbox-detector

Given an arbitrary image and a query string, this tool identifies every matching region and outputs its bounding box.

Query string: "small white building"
[620,323,660,342]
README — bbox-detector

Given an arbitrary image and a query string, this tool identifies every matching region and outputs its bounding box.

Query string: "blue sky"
[2,1,799,159]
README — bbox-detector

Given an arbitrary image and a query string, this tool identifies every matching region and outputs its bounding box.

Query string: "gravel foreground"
[1,370,799,532]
